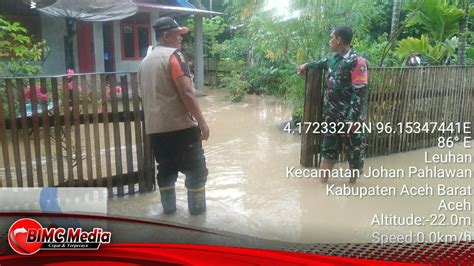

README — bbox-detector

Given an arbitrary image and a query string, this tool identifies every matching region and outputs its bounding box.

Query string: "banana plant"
[405,0,465,42]
[455,0,473,64]
[398,0,472,64]
[395,35,456,65]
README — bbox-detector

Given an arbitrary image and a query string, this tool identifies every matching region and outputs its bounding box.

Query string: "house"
[0,0,222,92]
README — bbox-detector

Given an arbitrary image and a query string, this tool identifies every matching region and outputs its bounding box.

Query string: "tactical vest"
[138,46,196,134]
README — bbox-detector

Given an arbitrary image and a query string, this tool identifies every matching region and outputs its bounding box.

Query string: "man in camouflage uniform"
[298,26,368,183]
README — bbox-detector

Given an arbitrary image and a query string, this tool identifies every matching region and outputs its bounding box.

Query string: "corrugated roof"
[135,2,224,17]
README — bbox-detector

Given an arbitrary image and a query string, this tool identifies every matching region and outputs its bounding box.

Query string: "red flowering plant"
[52,68,97,165]
[14,69,83,117]
[63,68,96,113]
[101,74,122,113]
[106,85,122,97]
[24,86,49,102]
[23,85,51,116]
[66,68,81,99]
[0,78,53,118]
[66,69,123,113]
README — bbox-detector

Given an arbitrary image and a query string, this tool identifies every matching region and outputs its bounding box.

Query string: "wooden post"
[90,74,102,187]
[40,78,54,186]
[29,78,44,187]
[52,78,65,186]
[100,74,113,196]
[300,68,323,167]
[81,75,93,187]
[131,73,146,192]
[17,79,34,187]
[6,79,20,187]
[110,75,124,196]
[0,80,12,187]
[121,75,135,194]
[72,75,84,186]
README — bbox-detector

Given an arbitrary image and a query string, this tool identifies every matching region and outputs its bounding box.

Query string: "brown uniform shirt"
[138,46,196,134]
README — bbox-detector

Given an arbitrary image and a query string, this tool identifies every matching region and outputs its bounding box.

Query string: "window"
[138,27,149,58]
[120,13,150,60]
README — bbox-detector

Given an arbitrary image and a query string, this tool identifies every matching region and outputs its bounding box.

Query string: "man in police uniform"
[138,17,209,215]
[298,25,368,183]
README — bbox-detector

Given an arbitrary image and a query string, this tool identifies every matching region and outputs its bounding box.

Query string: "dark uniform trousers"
[150,126,208,189]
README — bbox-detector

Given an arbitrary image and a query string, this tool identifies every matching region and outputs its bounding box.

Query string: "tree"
[406,0,464,43]
[395,34,448,63]
[185,16,227,58]
[457,0,472,64]
[394,0,466,65]
[215,0,377,114]
[0,16,49,76]
[390,0,403,44]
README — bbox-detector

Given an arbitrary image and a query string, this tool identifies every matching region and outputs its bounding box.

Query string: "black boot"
[187,187,206,215]
[349,168,361,184]
[159,186,176,214]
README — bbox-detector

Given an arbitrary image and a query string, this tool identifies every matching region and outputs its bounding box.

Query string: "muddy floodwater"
[108,89,473,244]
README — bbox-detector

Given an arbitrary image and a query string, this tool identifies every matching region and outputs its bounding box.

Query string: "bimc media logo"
[8,218,111,255]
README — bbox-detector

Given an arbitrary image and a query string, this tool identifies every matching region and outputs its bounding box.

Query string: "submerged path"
[109,89,473,244]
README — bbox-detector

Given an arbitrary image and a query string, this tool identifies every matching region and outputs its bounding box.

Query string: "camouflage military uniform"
[308,49,368,170]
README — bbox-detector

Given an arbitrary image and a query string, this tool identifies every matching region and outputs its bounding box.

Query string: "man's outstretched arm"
[297,58,328,76]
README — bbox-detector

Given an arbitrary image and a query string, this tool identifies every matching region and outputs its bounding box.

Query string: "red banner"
[0,243,420,265]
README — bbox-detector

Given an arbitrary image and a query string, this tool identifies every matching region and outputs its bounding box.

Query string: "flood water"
[108,89,474,244]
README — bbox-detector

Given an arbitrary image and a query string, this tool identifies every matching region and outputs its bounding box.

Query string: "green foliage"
[211,0,385,124]
[211,0,473,120]
[282,69,305,120]
[466,47,474,64]
[0,16,48,77]
[392,0,471,65]
[0,17,49,118]
[353,33,398,67]
[405,0,465,42]
[219,58,249,102]
[214,0,380,118]
[214,37,247,65]
[365,0,393,40]
[395,35,448,63]
[185,16,227,58]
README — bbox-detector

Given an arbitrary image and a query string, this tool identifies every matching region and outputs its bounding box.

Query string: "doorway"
[103,22,115,72]
[77,22,95,73]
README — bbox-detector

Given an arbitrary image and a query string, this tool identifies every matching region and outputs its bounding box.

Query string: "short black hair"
[332,26,353,45]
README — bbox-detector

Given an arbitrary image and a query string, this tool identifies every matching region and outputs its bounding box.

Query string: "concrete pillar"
[194,15,204,95]
[40,14,66,75]
[150,12,160,47]
[93,22,105,73]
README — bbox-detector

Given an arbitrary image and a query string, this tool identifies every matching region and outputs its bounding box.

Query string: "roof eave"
[135,3,224,17]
